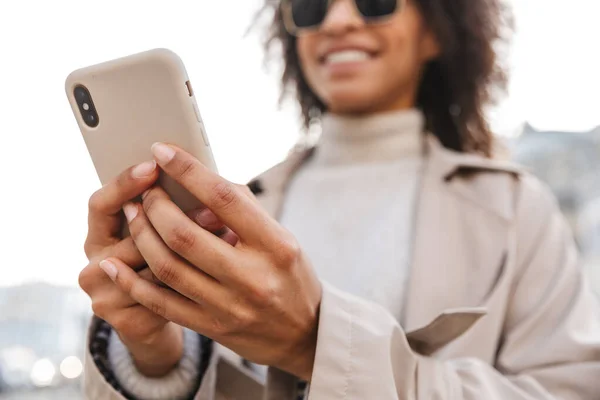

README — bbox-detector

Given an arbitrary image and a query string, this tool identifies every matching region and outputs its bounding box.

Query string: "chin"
[325,90,389,115]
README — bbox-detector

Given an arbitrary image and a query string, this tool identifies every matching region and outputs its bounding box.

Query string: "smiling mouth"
[321,50,376,65]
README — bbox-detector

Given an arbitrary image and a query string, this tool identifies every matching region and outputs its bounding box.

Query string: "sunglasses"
[281,0,405,36]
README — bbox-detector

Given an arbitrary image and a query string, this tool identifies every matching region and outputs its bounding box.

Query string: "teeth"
[325,50,370,64]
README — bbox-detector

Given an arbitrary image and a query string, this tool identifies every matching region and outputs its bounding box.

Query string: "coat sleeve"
[307,175,600,400]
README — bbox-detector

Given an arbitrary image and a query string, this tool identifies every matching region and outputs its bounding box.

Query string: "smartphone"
[65,48,217,220]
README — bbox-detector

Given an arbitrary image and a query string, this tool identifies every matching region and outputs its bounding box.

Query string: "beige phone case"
[65,48,217,217]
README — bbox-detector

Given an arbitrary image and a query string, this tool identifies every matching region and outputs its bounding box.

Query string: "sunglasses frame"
[281,0,406,36]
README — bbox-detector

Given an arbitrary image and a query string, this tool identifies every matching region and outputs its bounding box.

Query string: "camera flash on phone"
[83,103,90,111]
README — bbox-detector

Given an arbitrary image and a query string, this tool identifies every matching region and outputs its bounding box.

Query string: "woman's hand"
[99,143,323,381]
[79,160,234,377]
[79,160,187,378]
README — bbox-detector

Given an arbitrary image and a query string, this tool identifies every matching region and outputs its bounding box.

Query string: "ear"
[420,28,441,62]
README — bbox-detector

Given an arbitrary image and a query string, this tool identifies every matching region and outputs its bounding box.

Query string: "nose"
[320,0,364,36]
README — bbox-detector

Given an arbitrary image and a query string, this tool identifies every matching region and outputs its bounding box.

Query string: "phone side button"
[192,102,201,122]
[193,102,210,146]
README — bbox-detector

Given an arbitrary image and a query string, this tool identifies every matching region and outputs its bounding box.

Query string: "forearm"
[118,322,184,378]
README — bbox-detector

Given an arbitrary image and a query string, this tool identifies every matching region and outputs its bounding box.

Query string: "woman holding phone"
[79,0,600,399]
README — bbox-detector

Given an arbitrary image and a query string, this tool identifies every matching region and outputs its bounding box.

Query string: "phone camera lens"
[75,87,87,100]
[85,113,99,127]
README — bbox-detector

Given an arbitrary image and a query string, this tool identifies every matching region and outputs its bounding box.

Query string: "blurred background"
[0,0,598,398]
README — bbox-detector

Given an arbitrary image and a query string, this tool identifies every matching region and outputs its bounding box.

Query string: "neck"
[328,83,419,116]
[311,109,425,166]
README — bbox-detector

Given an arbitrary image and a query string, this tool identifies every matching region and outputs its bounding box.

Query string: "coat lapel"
[401,137,521,332]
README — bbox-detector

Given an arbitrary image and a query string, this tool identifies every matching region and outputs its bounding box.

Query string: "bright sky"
[0,0,599,287]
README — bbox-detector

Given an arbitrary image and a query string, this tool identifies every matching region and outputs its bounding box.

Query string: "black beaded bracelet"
[296,379,309,400]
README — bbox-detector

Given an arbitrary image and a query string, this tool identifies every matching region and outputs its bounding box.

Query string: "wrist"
[119,323,184,378]
[290,349,316,382]
[281,312,319,382]
[291,329,318,382]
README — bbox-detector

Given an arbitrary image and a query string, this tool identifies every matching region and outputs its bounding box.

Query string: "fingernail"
[141,189,151,200]
[99,260,118,281]
[132,160,156,178]
[196,209,219,227]
[151,142,176,164]
[123,203,138,222]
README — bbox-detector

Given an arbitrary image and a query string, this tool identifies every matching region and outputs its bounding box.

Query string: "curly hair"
[260,0,512,157]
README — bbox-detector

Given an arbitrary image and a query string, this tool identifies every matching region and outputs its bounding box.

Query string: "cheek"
[384,40,421,87]
[379,24,424,83]
[296,36,319,83]
[296,36,339,106]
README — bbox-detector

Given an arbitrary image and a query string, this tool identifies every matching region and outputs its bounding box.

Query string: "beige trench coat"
[83,137,600,399]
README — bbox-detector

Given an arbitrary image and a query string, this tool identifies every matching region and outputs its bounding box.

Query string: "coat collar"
[248,136,523,222]
[425,136,522,180]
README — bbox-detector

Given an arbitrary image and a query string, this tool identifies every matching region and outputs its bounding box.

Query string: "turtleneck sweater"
[280,109,424,320]
[108,109,426,399]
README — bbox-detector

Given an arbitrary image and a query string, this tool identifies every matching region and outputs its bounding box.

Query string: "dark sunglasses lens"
[290,0,329,29]
[355,0,397,18]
